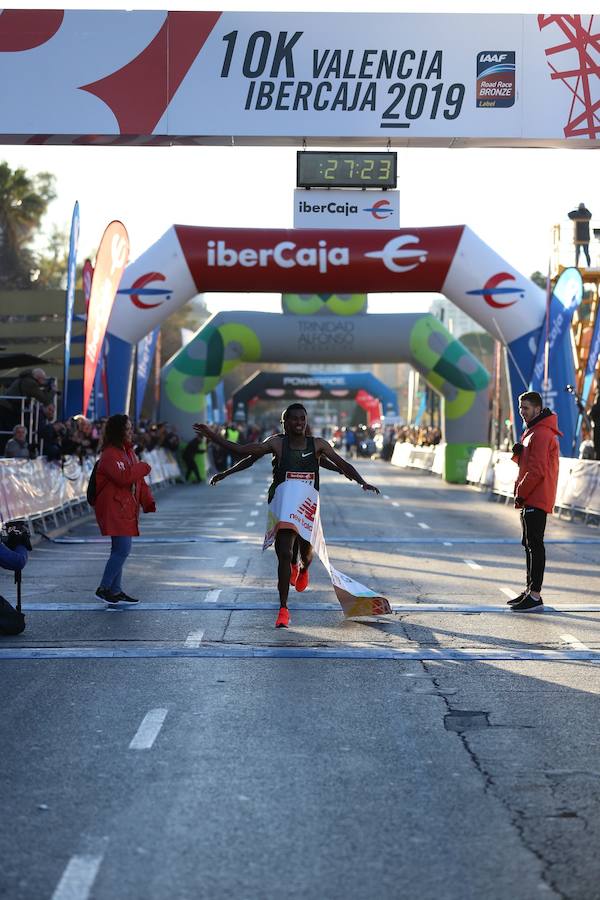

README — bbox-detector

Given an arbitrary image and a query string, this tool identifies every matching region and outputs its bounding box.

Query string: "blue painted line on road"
[49,535,600,546]
[50,536,241,544]
[329,537,600,545]
[0,646,599,661]
[19,602,600,613]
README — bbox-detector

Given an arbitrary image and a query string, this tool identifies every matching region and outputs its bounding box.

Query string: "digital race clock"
[296,151,397,189]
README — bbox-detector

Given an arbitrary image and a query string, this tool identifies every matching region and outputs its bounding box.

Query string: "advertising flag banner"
[135,328,159,422]
[83,221,129,416]
[263,476,391,617]
[530,267,582,455]
[62,200,79,418]
[584,311,600,401]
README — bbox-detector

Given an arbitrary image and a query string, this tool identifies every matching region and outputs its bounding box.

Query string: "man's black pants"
[520,507,547,593]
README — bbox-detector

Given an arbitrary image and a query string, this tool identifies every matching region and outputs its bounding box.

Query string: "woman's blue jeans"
[100,536,132,592]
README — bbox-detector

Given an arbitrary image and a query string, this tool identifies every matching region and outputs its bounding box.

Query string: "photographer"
[0,521,31,573]
[0,521,31,635]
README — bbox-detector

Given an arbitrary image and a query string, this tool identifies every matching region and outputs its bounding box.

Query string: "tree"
[0,162,56,289]
[34,224,69,289]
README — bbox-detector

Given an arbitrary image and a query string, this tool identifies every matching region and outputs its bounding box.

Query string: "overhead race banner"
[0,11,597,146]
[83,221,129,416]
[294,190,399,229]
[62,200,79,419]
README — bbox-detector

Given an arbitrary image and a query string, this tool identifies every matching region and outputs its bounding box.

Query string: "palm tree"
[0,162,56,288]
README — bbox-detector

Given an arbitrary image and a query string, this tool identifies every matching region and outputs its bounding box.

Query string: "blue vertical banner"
[583,310,600,402]
[135,328,159,422]
[530,267,582,456]
[62,200,80,418]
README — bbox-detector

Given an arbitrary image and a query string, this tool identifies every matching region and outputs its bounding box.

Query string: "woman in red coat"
[94,414,156,604]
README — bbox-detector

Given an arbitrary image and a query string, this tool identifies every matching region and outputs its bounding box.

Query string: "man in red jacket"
[508,391,562,613]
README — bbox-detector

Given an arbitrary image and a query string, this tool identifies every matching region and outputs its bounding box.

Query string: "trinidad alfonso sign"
[0,11,597,146]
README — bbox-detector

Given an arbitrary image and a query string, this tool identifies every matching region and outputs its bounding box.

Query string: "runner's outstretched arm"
[194,423,276,459]
[319,456,352,479]
[210,454,256,485]
[315,438,380,493]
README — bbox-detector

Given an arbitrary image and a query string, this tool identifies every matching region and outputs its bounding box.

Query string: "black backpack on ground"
[0,573,25,635]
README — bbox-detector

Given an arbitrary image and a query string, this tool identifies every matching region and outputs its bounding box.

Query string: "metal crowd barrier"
[0,448,182,533]
[392,441,600,522]
[390,442,445,474]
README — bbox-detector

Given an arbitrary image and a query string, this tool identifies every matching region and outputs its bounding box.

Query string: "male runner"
[194,404,379,628]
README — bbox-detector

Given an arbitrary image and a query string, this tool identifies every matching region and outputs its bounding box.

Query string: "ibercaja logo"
[476,51,516,108]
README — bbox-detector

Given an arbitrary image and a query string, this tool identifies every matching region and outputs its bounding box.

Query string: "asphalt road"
[2,458,600,900]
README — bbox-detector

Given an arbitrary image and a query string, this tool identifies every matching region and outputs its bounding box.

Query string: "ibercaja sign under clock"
[476,51,516,108]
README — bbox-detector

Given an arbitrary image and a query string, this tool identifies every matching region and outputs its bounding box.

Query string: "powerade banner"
[0,12,596,147]
[83,221,129,416]
[530,267,582,456]
[135,328,159,422]
[62,200,79,419]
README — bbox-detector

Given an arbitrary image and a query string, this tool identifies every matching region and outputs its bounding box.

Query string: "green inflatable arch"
[161,310,490,482]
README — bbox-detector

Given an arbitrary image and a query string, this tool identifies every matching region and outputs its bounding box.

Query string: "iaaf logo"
[117,272,173,310]
[466,272,524,308]
[207,235,428,275]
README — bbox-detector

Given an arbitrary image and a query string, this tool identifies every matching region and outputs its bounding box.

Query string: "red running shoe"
[290,563,300,586]
[275,607,290,628]
[295,566,309,592]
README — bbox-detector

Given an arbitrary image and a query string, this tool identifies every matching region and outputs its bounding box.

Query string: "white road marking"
[255,502,262,507]
[404,511,414,517]
[443,542,453,546]
[560,633,590,650]
[246,521,256,527]
[51,850,105,900]
[205,589,221,603]
[185,629,205,648]
[500,587,520,599]
[224,557,238,568]
[250,510,259,516]
[392,502,400,507]
[383,494,390,499]
[464,559,482,570]
[418,522,430,530]
[129,708,168,750]
[9,646,600,662]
